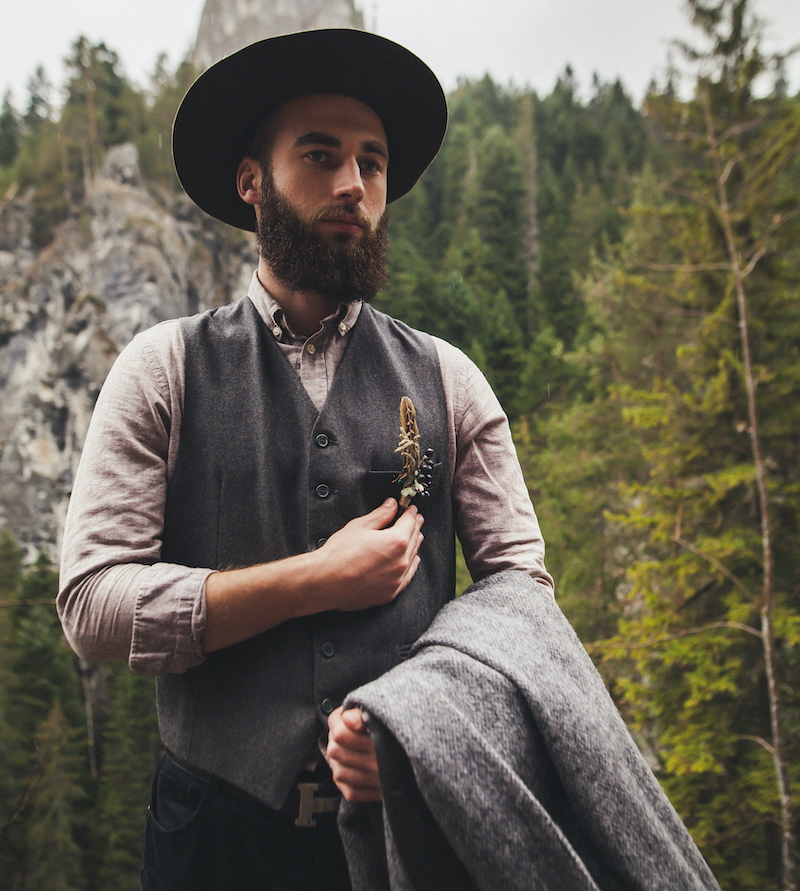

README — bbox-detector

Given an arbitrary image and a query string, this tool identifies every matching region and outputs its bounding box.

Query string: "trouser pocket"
[141,754,213,890]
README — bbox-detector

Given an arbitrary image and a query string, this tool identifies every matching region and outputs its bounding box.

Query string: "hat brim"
[172,29,448,231]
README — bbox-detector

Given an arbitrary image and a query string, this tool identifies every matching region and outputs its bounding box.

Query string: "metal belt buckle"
[295,781,341,827]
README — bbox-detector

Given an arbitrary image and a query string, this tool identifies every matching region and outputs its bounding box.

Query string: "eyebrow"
[293,131,389,160]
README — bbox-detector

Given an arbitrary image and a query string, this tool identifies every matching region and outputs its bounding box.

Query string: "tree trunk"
[702,89,796,891]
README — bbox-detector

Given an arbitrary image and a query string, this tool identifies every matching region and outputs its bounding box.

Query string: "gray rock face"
[192,0,364,71]
[0,144,257,561]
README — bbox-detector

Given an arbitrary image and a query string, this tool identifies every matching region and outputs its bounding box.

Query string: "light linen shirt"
[58,272,553,676]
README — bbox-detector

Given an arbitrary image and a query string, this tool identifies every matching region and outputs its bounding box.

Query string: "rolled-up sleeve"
[435,338,554,592]
[57,321,212,675]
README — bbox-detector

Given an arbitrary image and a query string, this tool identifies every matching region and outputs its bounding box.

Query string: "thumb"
[342,707,367,733]
[359,498,400,530]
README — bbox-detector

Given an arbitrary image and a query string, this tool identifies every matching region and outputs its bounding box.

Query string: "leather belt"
[165,751,341,828]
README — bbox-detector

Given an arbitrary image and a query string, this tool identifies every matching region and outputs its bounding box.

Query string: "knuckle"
[385,537,407,559]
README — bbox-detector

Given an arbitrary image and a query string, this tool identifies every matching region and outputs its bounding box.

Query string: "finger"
[333,770,382,803]
[328,732,375,759]
[340,788,382,803]
[328,739,378,772]
[381,524,423,605]
[403,521,424,559]
[396,554,421,593]
[328,727,375,758]
[329,755,381,802]
[332,765,381,791]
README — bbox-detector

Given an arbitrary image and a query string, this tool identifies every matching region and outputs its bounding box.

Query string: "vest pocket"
[366,462,442,509]
[365,470,401,507]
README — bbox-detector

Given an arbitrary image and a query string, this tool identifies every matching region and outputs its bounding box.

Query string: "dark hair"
[243,110,278,167]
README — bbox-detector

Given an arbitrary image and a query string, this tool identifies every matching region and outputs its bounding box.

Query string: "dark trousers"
[141,753,352,891]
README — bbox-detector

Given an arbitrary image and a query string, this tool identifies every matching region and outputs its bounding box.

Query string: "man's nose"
[332,157,365,203]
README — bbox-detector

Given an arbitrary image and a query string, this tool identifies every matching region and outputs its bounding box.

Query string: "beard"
[255,172,389,304]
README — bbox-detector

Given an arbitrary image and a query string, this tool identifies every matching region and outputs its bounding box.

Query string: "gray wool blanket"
[339,570,720,891]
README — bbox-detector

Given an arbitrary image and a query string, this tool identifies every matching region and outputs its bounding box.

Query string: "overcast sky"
[1,0,798,108]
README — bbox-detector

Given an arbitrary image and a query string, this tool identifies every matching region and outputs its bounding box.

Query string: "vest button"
[315,484,330,498]
[316,538,328,548]
[321,642,335,658]
[321,698,336,715]
[315,433,329,448]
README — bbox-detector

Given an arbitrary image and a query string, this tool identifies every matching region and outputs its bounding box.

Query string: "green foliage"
[23,65,53,133]
[92,668,160,890]
[525,3,800,885]
[0,92,21,168]
[0,538,159,890]
[24,702,86,891]
[61,37,146,155]
[533,68,648,352]
[0,548,87,889]
[10,554,82,739]
[378,67,647,416]
[515,393,646,644]
[7,40,196,250]
[0,528,23,598]
[136,54,198,187]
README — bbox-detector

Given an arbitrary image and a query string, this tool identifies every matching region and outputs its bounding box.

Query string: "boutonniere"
[394,396,434,507]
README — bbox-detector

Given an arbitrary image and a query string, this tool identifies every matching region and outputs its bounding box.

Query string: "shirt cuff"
[129,565,213,675]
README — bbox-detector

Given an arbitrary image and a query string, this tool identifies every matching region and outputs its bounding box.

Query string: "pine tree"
[0,531,25,882]
[583,3,800,884]
[0,92,21,168]
[1,554,88,890]
[24,703,85,891]
[137,54,198,187]
[0,529,22,599]
[23,66,52,134]
[93,667,161,891]
[61,37,145,181]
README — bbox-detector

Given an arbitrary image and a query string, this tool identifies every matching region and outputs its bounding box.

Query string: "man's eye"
[306,150,327,162]
[360,159,383,174]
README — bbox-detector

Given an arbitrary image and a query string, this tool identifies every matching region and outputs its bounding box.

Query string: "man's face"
[252,94,391,302]
[263,93,389,239]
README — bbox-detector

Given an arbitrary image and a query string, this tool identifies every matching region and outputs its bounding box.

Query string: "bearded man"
[57,29,553,891]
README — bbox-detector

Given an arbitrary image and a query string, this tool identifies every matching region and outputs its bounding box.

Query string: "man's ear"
[236,157,261,206]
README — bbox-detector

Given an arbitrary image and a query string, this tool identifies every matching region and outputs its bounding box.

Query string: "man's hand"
[203,498,423,652]
[319,498,424,611]
[327,706,381,802]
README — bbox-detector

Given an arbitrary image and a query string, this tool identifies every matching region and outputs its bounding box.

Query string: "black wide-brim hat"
[173,29,448,231]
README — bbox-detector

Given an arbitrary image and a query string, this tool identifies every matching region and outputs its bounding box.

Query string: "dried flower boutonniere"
[394,396,434,507]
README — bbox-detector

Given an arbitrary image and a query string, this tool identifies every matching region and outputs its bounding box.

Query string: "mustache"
[311,204,370,229]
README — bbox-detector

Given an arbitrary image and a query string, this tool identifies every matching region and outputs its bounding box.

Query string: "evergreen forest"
[0,1,798,888]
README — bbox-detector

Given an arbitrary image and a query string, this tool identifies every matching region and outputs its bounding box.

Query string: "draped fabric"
[340,571,721,891]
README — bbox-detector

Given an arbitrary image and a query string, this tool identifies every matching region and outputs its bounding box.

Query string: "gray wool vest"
[157,297,455,808]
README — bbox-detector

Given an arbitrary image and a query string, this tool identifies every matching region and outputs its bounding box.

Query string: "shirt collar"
[246,270,362,342]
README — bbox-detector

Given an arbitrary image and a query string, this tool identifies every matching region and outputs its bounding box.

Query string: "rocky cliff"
[0,144,257,562]
[192,0,364,71]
